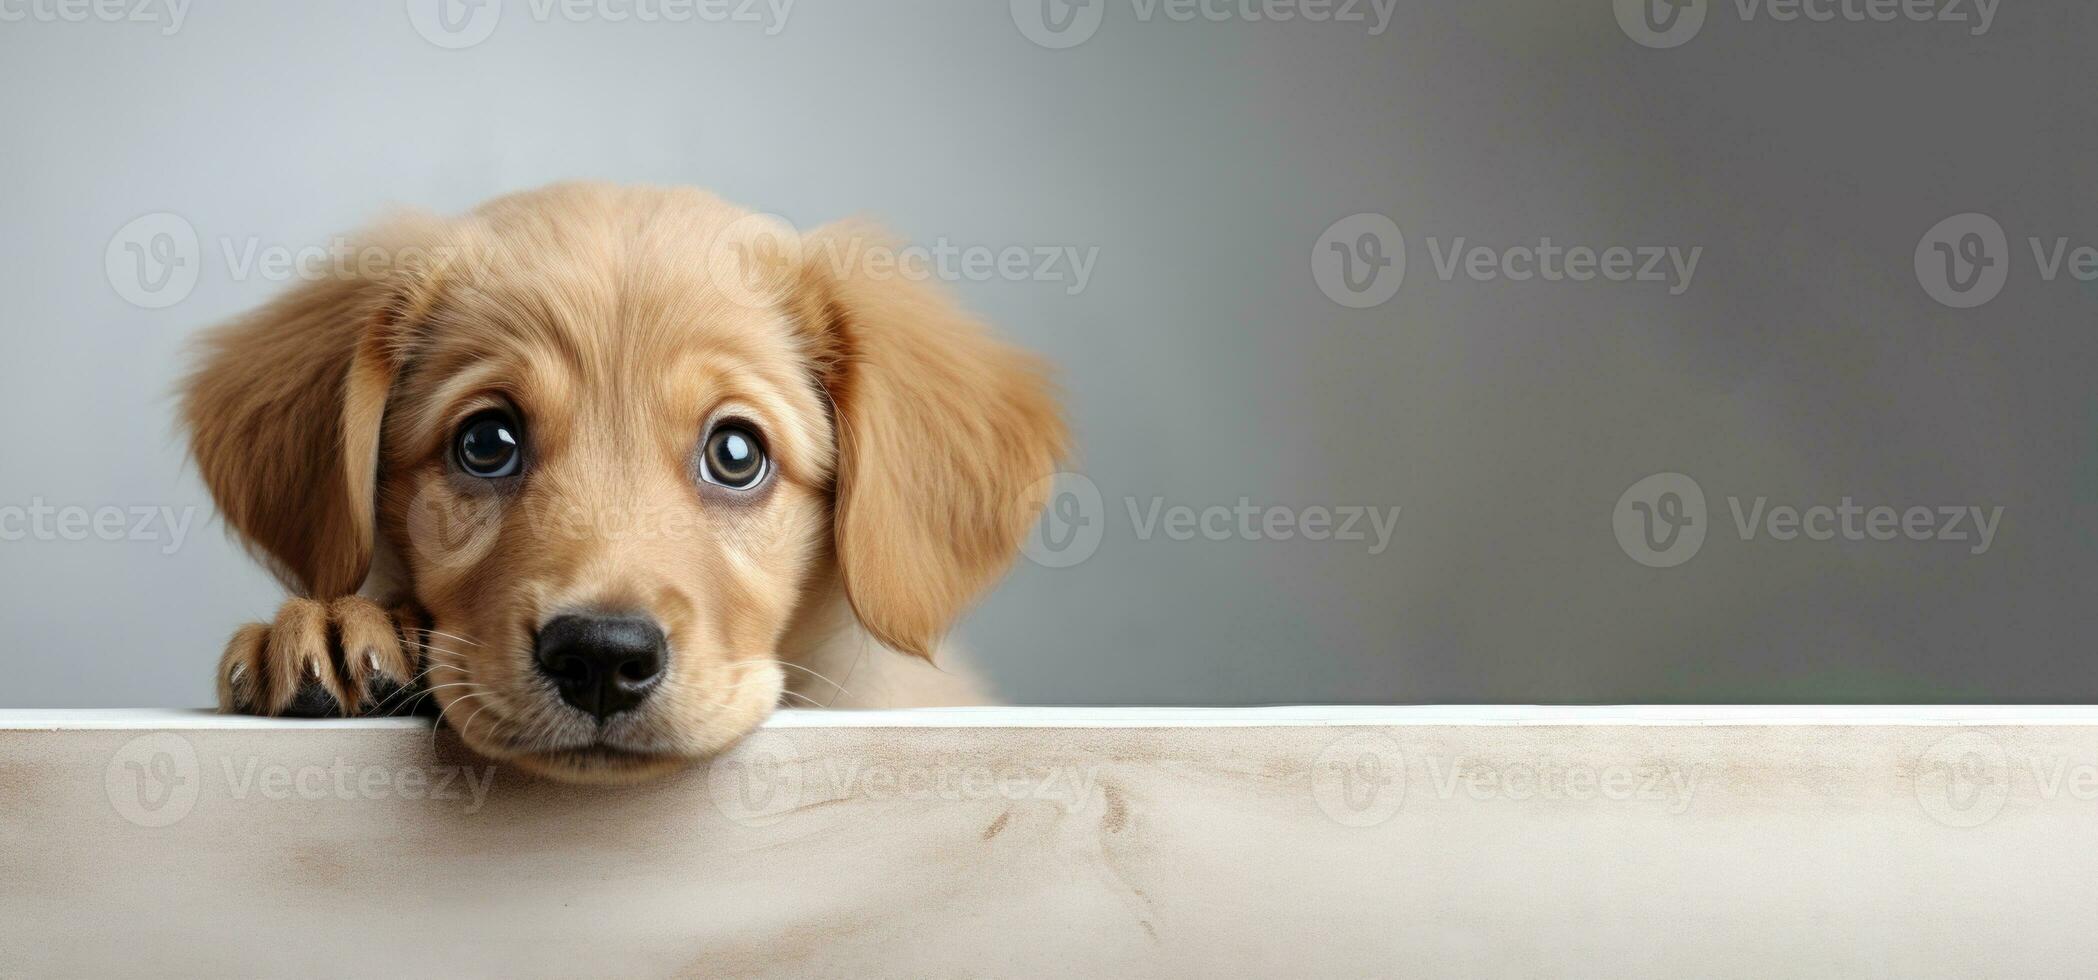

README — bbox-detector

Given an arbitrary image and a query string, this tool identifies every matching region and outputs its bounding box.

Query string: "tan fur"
[183,183,1067,783]
[791,222,1067,658]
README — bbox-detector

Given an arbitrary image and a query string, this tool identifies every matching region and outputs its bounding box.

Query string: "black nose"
[533,615,667,721]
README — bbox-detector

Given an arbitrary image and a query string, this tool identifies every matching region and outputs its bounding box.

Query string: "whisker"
[815,629,872,709]
[416,627,483,649]
[457,699,499,745]
[374,644,474,716]
[365,661,450,715]
[395,661,451,687]
[686,660,802,712]
[382,685,439,717]
[776,660,850,694]
[370,680,436,715]
[412,642,477,664]
[408,650,469,676]
[432,690,488,753]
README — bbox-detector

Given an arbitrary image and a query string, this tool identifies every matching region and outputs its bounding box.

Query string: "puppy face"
[379,207,838,779]
[184,184,1065,782]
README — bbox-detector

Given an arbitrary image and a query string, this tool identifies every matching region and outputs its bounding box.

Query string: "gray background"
[1,1,2092,707]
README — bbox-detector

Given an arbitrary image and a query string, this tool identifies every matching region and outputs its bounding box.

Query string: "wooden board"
[2,707,2094,978]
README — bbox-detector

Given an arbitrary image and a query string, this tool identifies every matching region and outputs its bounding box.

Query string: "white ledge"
[10,703,2098,729]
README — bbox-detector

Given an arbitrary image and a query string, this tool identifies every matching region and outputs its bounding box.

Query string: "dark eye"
[455,409,523,479]
[700,424,767,489]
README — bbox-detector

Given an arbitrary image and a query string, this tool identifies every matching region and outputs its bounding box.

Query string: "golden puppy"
[184,183,1066,783]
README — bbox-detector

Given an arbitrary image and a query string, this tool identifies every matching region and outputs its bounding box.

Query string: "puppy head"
[184,183,1065,782]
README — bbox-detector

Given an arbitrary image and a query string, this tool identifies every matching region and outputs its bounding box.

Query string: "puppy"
[183,183,1066,783]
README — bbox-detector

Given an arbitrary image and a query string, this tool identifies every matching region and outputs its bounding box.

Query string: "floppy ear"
[182,220,443,598]
[791,222,1069,658]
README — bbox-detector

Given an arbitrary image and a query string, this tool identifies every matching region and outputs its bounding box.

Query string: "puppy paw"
[216,597,429,717]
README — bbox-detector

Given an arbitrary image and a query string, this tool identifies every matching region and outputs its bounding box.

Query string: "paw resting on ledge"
[217,596,434,718]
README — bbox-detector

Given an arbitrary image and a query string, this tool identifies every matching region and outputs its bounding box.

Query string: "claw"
[216,597,431,719]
